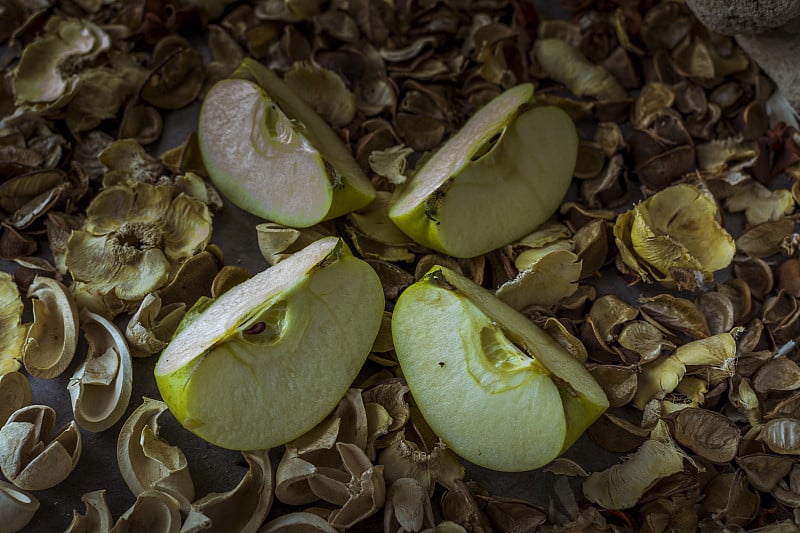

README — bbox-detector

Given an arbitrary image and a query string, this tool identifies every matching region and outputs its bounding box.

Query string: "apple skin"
[392,266,608,471]
[154,237,384,450]
[389,85,578,258]
[198,59,375,228]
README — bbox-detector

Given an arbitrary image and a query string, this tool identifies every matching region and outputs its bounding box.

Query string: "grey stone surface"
[686,0,800,35]
[736,32,800,111]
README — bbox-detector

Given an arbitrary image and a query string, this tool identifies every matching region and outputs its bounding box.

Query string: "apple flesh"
[392,266,608,471]
[389,84,578,258]
[154,237,384,450]
[198,59,375,227]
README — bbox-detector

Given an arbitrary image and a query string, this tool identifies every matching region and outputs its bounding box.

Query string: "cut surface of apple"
[154,237,384,450]
[389,83,578,258]
[392,266,608,472]
[198,59,375,227]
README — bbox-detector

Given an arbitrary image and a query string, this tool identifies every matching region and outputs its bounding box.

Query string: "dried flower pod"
[736,454,795,492]
[259,512,338,532]
[589,295,638,344]
[379,432,464,497]
[617,320,673,363]
[725,181,795,226]
[256,222,332,266]
[753,357,800,394]
[614,184,734,288]
[496,248,581,310]
[696,291,735,335]
[440,480,493,533]
[639,294,711,339]
[192,450,274,533]
[116,397,194,510]
[68,310,133,432]
[669,408,740,463]
[65,490,113,533]
[758,418,800,455]
[284,62,356,128]
[0,480,38,532]
[157,248,223,308]
[583,421,693,510]
[125,293,185,357]
[776,258,800,298]
[0,405,81,490]
[589,365,637,408]
[276,414,340,505]
[587,413,650,453]
[141,38,205,111]
[0,272,25,375]
[118,101,162,146]
[384,477,428,532]
[111,490,181,533]
[23,276,78,378]
[697,472,759,529]
[533,39,627,101]
[0,372,30,426]
[736,218,795,258]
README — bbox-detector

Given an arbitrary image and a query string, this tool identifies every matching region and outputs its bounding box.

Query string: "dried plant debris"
[0,480,39,533]
[0,272,25,375]
[65,490,114,533]
[0,371,31,426]
[22,275,78,378]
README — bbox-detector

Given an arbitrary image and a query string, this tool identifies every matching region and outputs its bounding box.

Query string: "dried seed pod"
[0,405,81,490]
[256,222,332,266]
[753,357,800,394]
[734,256,773,300]
[696,291,735,335]
[65,490,114,533]
[210,265,252,298]
[639,294,711,339]
[0,480,38,533]
[125,293,185,357]
[362,380,410,433]
[0,272,25,375]
[589,365,638,408]
[379,431,464,499]
[285,62,356,127]
[192,450,273,533]
[583,421,693,510]
[669,408,740,463]
[543,318,588,363]
[384,477,428,533]
[111,490,181,533]
[587,413,650,453]
[157,248,223,308]
[758,418,800,454]
[776,258,800,298]
[736,218,795,258]
[495,249,581,309]
[697,472,759,529]
[440,480,493,533]
[589,295,638,343]
[0,372,31,426]
[725,181,795,226]
[116,398,194,510]
[259,512,338,532]
[736,454,795,492]
[68,310,133,432]
[22,276,78,378]
[533,39,627,101]
[617,320,674,362]
[348,192,412,247]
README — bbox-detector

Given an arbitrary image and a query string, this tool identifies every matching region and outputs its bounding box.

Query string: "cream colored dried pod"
[259,511,339,532]
[0,405,81,490]
[191,449,274,533]
[276,415,340,505]
[110,490,181,533]
[65,490,114,533]
[69,310,133,432]
[0,271,27,375]
[0,480,39,532]
[23,276,79,378]
[125,293,186,357]
[117,397,194,511]
[0,372,31,426]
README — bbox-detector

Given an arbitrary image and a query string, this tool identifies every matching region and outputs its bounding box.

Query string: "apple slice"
[392,266,608,471]
[389,84,578,258]
[198,59,375,227]
[154,237,384,450]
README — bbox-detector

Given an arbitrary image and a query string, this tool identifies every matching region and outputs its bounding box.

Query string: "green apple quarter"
[392,266,608,472]
[154,237,384,450]
[388,83,578,258]
[198,58,375,227]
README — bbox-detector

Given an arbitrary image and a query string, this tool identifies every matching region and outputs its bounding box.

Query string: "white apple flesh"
[198,59,375,227]
[389,84,578,258]
[392,266,608,471]
[154,237,384,450]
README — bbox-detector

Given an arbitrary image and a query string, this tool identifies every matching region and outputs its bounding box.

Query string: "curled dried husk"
[369,145,414,185]
[614,184,734,288]
[256,222,332,265]
[725,181,795,225]
[259,512,338,532]
[753,357,800,394]
[385,477,428,532]
[192,450,274,533]
[379,432,464,497]
[141,40,205,110]
[533,39,627,101]
[99,139,163,187]
[0,480,38,533]
[158,247,223,308]
[68,310,133,432]
[633,332,737,409]
[496,248,581,310]
[318,442,385,529]
[65,490,114,533]
[111,490,181,533]
[347,192,413,248]
[736,217,796,258]
[669,408,740,463]
[125,293,186,357]
[0,272,25,375]
[583,421,693,510]
[116,397,194,510]
[758,418,800,455]
[697,472,759,529]
[737,454,795,492]
[0,372,31,426]
[589,365,637,408]
[284,62,356,127]
[588,413,650,454]
[0,405,81,490]
[617,320,673,362]
[23,276,78,378]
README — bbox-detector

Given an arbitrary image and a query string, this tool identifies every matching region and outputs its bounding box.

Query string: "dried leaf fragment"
[23,276,78,378]
[0,405,81,490]
[116,398,194,511]
[0,480,39,533]
[68,310,133,432]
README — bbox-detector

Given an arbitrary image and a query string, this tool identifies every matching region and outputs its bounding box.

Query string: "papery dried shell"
[125,293,185,357]
[192,450,274,533]
[640,294,711,339]
[543,318,588,363]
[697,472,759,529]
[68,310,132,432]
[589,295,638,343]
[573,218,609,279]
[0,372,30,426]
[0,272,26,375]
[440,480,493,533]
[110,490,181,533]
[116,397,194,510]
[495,250,581,309]
[256,222,332,266]
[670,408,740,463]
[696,291,735,335]
[533,39,627,101]
[736,218,795,258]
[22,276,78,378]
[65,489,114,533]
[0,405,81,490]
[362,380,409,433]
[285,62,356,127]
[119,102,162,146]
[753,357,800,394]
[141,43,205,110]
[211,265,252,298]
[259,511,338,532]
[157,248,222,308]
[379,433,464,495]
[0,480,38,533]
[588,413,650,453]
[776,259,800,298]
[589,365,637,408]
[366,261,414,302]
[725,181,795,226]
[736,454,795,492]
[758,418,800,454]
[384,477,428,533]
[734,256,773,300]
[617,320,673,363]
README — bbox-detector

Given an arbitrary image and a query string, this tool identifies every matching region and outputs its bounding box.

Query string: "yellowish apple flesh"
[392,266,608,471]
[154,237,384,450]
[389,84,578,258]
[198,59,375,227]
